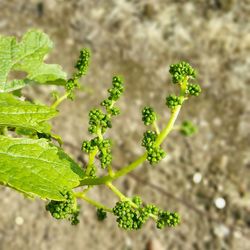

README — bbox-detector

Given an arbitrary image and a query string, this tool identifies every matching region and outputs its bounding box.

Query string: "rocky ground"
[0,0,249,250]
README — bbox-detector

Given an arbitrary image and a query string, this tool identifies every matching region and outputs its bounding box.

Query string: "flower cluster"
[74,48,91,78]
[101,76,124,116]
[113,198,180,230]
[186,83,201,96]
[156,211,180,229]
[96,208,107,221]
[81,76,124,172]
[142,130,166,164]
[88,109,112,134]
[65,48,91,99]
[180,120,197,136]
[166,95,182,109]
[169,61,196,84]
[46,190,79,225]
[142,106,157,126]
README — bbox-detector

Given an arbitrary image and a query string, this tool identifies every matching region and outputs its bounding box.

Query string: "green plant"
[0,30,201,230]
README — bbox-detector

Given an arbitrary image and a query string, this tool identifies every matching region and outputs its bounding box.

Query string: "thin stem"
[75,192,113,213]
[85,149,98,175]
[85,127,103,176]
[152,121,160,134]
[51,93,68,109]
[155,105,181,147]
[97,128,103,140]
[107,165,115,177]
[106,182,128,201]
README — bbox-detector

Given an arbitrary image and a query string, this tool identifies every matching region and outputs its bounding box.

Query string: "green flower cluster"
[107,76,124,101]
[166,95,182,109]
[82,76,124,172]
[101,76,124,116]
[65,48,91,99]
[186,83,201,96]
[180,120,197,136]
[96,208,107,221]
[113,198,180,230]
[169,61,196,84]
[156,211,180,229]
[74,48,91,78]
[113,201,156,230]
[46,190,80,225]
[88,109,112,134]
[82,137,112,169]
[142,106,156,126]
[98,139,112,168]
[132,196,142,206]
[142,131,166,164]
[81,137,99,153]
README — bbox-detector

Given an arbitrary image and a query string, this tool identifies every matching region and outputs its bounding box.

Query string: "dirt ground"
[0,0,250,250]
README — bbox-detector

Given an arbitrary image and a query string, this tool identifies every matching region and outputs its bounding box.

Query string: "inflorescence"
[180,120,197,136]
[142,106,157,126]
[142,130,166,164]
[112,198,180,230]
[169,61,196,84]
[46,190,80,225]
[81,76,124,171]
[65,48,91,99]
[47,58,201,231]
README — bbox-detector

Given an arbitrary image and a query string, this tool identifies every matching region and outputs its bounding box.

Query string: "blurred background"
[0,0,249,249]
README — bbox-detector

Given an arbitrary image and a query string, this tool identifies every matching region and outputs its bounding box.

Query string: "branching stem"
[51,93,69,109]
[75,192,113,213]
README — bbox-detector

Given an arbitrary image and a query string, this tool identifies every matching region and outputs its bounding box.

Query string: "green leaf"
[0,93,57,133]
[0,136,84,200]
[0,30,67,92]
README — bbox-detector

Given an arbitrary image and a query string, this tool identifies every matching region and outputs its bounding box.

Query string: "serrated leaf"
[0,30,67,92]
[0,93,57,133]
[0,136,84,200]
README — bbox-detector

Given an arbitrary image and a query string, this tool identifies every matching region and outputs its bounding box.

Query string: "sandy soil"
[0,0,249,249]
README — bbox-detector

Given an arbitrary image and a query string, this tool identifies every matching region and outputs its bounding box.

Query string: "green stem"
[106,182,128,201]
[155,105,181,147]
[51,93,69,109]
[85,127,103,176]
[75,192,113,213]
[85,149,98,175]
[107,165,115,177]
[152,121,160,134]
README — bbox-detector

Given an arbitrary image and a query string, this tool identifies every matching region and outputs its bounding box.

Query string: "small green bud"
[108,76,124,101]
[180,121,197,136]
[147,147,166,164]
[132,196,142,206]
[186,83,201,96]
[142,106,156,126]
[141,130,157,149]
[101,98,113,108]
[96,208,107,221]
[156,211,180,228]
[46,190,79,225]
[81,140,97,153]
[88,109,111,134]
[166,95,182,109]
[169,61,196,84]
